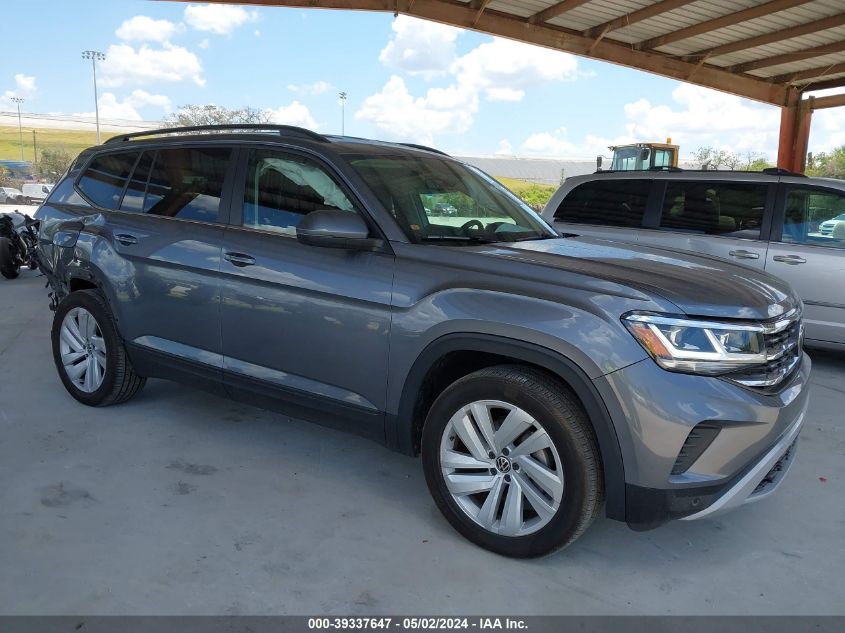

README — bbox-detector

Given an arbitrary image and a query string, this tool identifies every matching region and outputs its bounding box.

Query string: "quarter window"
[77,151,139,209]
[242,149,356,235]
[144,147,231,223]
[660,181,767,238]
[554,180,650,228]
[781,188,845,249]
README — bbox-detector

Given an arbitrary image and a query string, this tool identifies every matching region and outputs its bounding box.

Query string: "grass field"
[0,126,115,162]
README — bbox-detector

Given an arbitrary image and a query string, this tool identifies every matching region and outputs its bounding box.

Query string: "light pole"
[82,50,106,144]
[11,97,24,161]
[338,91,347,136]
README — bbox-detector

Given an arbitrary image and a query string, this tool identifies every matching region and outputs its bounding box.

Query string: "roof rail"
[761,167,806,177]
[397,142,450,157]
[104,123,329,144]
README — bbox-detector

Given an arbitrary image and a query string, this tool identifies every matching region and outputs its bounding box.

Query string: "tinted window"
[243,149,355,235]
[554,180,650,228]
[144,147,230,223]
[661,181,767,238]
[119,152,153,213]
[77,151,139,209]
[781,188,845,249]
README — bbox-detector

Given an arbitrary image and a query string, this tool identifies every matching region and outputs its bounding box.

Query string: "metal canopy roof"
[188,0,845,108]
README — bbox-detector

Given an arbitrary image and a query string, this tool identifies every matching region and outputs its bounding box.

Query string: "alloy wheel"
[59,307,107,393]
[439,399,565,537]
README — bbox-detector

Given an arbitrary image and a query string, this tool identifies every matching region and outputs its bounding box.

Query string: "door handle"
[729,249,760,260]
[224,251,256,267]
[772,254,807,265]
[114,233,138,246]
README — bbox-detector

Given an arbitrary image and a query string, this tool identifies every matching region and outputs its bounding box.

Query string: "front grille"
[727,310,803,390]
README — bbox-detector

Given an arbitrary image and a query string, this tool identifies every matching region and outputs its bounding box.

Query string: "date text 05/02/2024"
[307,617,528,630]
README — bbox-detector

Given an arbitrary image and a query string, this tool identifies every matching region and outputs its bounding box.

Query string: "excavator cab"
[597,140,679,171]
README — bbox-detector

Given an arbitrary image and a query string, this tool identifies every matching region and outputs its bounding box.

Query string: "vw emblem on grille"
[495,456,512,473]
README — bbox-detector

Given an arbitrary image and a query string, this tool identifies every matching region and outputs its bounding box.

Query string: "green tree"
[36,147,74,181]
[692,146,741,170]
[165,104,270,127]
[806,146,845,179]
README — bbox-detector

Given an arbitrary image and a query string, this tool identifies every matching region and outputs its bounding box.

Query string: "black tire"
[24,197,31,205]
[421,365,604,558]
[51,289,146,406]
[0,237,20,279]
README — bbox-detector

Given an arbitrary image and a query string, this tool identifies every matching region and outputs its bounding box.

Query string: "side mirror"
[296,209,382,251]
[596,156,603,171]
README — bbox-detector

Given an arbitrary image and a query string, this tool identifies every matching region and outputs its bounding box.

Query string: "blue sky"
[2,0,843,160]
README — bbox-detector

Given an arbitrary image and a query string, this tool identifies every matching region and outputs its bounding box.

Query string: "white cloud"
[184,4,258,35]
[1,73,37,109]
[288,80,333,96]
[379,16,462,79]
[360,26,579,142]
[73,90,172,120]
[265,101,317,129]
[485,87,524,102]
[452,38,578,100]
[100,43,205,88]
[116,16,182,43]
[519,84,789,159]
[355,75,475,144]
[495,139,513,155]
[618,84,780,157]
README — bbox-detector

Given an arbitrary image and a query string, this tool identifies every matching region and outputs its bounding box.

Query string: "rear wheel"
[421,365,603,557]
[0,237,20,279]
[51,290,145,406]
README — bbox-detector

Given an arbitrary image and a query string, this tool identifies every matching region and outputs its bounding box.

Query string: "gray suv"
[35,125,810,557]
[543,169,845,350]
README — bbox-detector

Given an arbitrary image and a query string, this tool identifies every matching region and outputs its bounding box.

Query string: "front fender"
[388,332,627,521]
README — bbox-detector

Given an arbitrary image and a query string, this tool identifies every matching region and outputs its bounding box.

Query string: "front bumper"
[593,353,811,529]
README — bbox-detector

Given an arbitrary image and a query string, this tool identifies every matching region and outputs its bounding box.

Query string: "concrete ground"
[1,272,843,615]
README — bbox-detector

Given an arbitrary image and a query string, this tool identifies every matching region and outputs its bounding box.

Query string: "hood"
[468,236,798,320]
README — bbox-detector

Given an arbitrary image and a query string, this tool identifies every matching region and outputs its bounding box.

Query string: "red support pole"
[777,100,813,173]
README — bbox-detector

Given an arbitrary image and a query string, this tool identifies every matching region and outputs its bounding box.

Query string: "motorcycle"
[0,211,40,280]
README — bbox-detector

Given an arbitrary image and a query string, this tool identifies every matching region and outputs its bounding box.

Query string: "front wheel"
[421,365,604,558]
[51,289,146,406]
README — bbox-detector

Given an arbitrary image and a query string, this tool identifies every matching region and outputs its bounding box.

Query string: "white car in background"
[0,187,24,204]
[819,213,845,236]
[21,183,53,205]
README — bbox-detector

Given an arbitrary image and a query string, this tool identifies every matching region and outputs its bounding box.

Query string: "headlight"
[623,312,773,375]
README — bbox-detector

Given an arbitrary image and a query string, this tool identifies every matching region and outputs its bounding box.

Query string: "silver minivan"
[543,170,845,350]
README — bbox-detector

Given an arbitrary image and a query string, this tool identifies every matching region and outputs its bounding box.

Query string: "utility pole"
[338,91,347,136]
[32,130,37,169]
[11,97,24,161]
[82,50,106,144]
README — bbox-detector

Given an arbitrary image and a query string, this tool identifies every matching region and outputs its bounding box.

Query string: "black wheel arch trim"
[388,333,626,521]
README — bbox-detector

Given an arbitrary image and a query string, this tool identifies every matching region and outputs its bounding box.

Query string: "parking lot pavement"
[1,272,843,616]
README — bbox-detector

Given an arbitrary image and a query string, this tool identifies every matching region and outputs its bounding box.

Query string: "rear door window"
[77,151,139,209]
[553,180,650,228]
[660,181,767,238]
[779,187,845,249]
[144,147,231,223]
[119,152,154,213]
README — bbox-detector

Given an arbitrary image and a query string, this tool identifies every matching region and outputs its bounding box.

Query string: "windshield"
[344,154,555,244]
